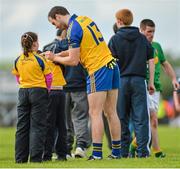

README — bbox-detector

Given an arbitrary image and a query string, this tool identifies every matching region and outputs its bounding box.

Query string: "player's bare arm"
[161,61,179,90]
[56,50,69,57]
[148,58,155,95]
[45,48,80,66]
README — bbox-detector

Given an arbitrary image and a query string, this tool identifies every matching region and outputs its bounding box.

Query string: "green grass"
[0,126,180,168]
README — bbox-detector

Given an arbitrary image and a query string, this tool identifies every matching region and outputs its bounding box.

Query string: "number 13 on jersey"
[87,21,104,45]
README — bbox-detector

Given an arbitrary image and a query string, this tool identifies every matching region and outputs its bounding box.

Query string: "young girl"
[12,32,52,163]
[42,29,68,161]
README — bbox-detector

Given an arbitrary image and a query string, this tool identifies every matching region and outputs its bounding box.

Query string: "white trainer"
[74,147,86,158]
[66,153,75,159]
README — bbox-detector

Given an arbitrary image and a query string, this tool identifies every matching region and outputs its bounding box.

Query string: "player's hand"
[45,51,54,61]
[106,58,117,69]
[148,83,155,95]
[172,79,179,90]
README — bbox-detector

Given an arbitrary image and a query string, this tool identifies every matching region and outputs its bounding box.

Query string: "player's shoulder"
[152,41,162,47]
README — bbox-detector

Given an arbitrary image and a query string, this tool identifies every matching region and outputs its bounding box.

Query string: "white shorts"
[148,91,160,113]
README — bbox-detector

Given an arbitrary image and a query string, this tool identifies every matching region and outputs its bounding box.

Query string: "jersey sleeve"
[38,55,52,75]
[11,68,19,76]
[67,20,83,48]
[11,57,20,76]
[157,43,166,63]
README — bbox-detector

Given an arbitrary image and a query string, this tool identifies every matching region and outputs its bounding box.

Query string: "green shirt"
[146,41,166,91]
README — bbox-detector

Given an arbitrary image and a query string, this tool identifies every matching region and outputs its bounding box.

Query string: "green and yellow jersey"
[146,41,166,91]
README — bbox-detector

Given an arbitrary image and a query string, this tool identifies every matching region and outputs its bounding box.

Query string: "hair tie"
[23,33,33,41]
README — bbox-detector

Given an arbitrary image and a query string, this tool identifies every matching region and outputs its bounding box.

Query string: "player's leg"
[88,91,107,159]
[151,112,160,150]
[104,89,121,158]
[150,92,165,158]
[104,64,121,158]
[87,64,120,160]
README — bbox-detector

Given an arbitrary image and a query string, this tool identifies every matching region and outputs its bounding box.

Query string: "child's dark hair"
[21,32,38,57]
[113,23,118,34]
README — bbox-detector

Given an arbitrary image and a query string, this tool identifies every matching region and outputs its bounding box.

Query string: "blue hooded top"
[108,26,154,78]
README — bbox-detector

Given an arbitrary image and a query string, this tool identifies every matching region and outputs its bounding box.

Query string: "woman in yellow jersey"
[12,32,52,163]
[45,6,121,160]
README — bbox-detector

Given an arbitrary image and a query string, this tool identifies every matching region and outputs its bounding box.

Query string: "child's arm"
[45,73,53,92]
[15,75,20,84]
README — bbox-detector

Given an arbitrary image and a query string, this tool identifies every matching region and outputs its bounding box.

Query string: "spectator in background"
[42,29,68,161]
[108,9,155,158]
[129,19,179,158]
[12,32,52,163]
[64,62,91,158]
[113,23,118,34]
[173,78,180,113]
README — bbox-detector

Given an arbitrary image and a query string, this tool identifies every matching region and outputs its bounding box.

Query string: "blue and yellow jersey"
[12,52,51,88]
[67,14,113,75]
[47,60,66,87]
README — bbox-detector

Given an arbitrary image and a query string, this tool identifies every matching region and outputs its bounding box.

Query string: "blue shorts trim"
[86,65,120,94]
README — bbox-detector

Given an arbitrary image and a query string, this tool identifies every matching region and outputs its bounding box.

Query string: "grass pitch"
[0,126,180,168]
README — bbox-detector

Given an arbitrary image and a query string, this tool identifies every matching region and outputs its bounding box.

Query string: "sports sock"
[112,140,121,157]
[92,143,102,158]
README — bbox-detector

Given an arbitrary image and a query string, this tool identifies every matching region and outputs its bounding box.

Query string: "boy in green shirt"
[130,19,179,158]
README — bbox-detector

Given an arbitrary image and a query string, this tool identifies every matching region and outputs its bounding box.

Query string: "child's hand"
[45,51,54,61]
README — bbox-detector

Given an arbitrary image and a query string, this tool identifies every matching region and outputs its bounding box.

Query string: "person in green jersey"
[129,19,179,158]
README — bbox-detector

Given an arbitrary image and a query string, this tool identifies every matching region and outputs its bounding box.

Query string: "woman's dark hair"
[48,6,70,19]
[21,32,38,57]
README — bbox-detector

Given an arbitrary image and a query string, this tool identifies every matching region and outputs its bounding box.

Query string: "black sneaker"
[87,155,102,160]
[56,156,67,161]
[155,151,166,158]
[107,154,121,159]
[43,158,52,162]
